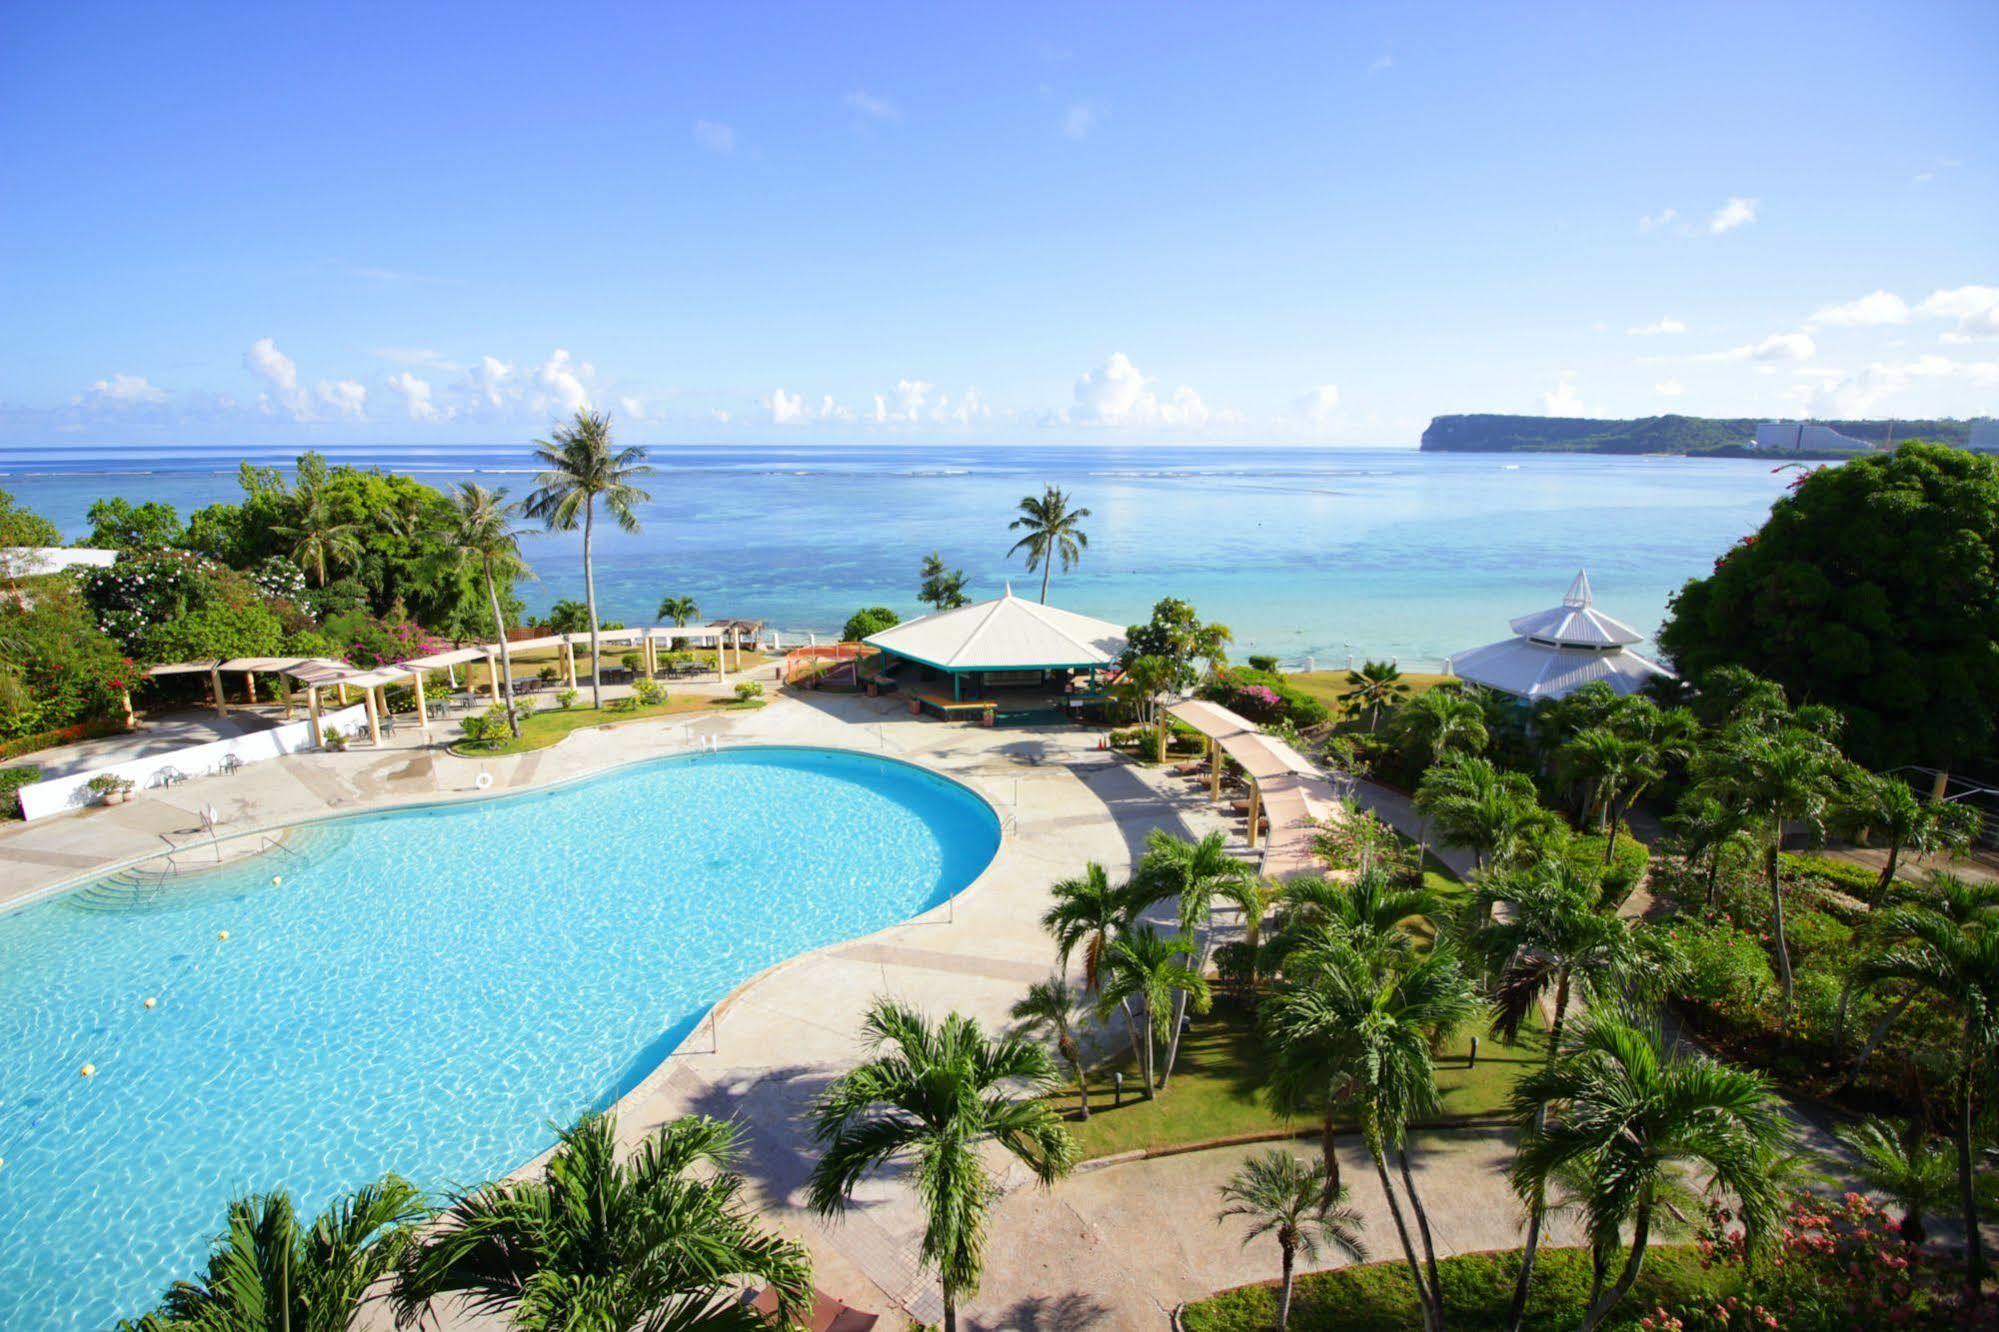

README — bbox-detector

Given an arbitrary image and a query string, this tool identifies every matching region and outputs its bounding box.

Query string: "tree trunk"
[1070,1056,1090,1120]
[1277,1241,1296,1332]
[1140,1002,1157,1099]
[1603,813,1619,866]
[1397,1146,1444,1316]
[1320,1105,1342,1206]
[1704,849,1723,907]
[582,496,603,710]
[484,563,520,737]
[1875,835,1904,903]
[1766,838,1794,1008]
[943,1288,957,1332]
[1039,554,1051,604]
[1578,1195,1652,1332]
[1838,989,1916,1092]
[1161,922,1213,1090]
[1371,1146,1439,1332]
[1959,1022,1984,1286]
[1505,968,1571,1332]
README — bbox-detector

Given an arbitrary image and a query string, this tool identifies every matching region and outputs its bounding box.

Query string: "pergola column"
[120,688,136,729]
[564,641,578,688]
[242,671,257,703]
[644,635,657,679]
[278,676,295,720]
[1209,737,1223,801]
[208,665,230,718]
[411,670,429,730]
[715,634,725,683]
[1246,781,1262,849]
[307,686,323,747]
[363,687,382,746]
[485,653,500,704]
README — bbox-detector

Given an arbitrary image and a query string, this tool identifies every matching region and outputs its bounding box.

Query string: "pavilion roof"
[864,587,1125,671]
[1506,570,1645,648]
[1448,635,1674,701]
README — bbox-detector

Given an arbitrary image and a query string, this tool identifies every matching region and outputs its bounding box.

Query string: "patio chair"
[219,753,244,775]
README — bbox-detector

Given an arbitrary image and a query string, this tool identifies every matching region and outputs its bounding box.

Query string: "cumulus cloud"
[1541,371,1588,417]
[844,90,900,121]
[87,372,167,404]
[242,337,365,421]
[1065,353,1210,428]
[1627,317,1687,336]
[245,337,300,395]
[1637,208,1678,233]
[1690,331,1816,364]
[467,355,515,407]
[1809,290,1911,328]
[765,388,851,426]
[1294,384,1341,427]
[1062,101,1099,140]
[318,379,368,421]
[533,349,592,414]
[1920,285,1999,339]
[386,371,444,421]
[693,119,736,154]
[1795,354,1999,416]
[1706,196,1758,234]
[872,378,932,424]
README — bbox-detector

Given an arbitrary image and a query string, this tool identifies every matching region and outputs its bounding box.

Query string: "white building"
[1752,422,1869,453]
[1447,570,1675,702]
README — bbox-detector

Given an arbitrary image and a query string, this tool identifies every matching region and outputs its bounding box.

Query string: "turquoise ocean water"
[0,443,1794,667]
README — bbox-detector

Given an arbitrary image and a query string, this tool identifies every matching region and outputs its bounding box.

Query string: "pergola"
[1164,698,1341,879]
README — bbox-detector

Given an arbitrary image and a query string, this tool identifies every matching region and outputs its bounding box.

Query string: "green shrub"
[621,651,644,673]
[1671,916,1776,1017]
[0,765,42,818]
[537,665,559,683]
[734,681,764,701]
[1781,906,1851,967]
[841,606,900,642]
[632,678,665,706]
[555,688,578,710]
[1781,851,1878,900]
[1246,654,1280,672]
[1564,826,1650,907]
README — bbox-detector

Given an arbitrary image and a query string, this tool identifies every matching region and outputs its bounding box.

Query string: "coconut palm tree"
[1216,1150,1367,1332]
[274,481,362,587]
[1835,770,1984,903]
[1666,792,1753,907]
[1134,829,1255,1086]
[1040,861,1143,992]
[1265,869,1440,973]
[1012,975,1093,1119]
[1414,753,1560,873]
[121,1176,424,1332]
[1216,875,1282,992]
[655,594,699,626]
[1509,1017,1788,1332]
[1261,937,1483,1332]
[1390,687,1488,770]
[1830,1115,1958,1246]
[431,483,534,737]
[394,1112,808,1330]
[807,999,1074,1332]
[1006,484,1090,603]
[523,411,655,709]
[1341,660,1410,732]
[1095,925,1209,1097]
[1469,859,1641,1332]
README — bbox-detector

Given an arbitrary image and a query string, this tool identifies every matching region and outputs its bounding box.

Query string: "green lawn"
[449,695,765,756]
[1059,1003,1544,1160]
[1281,669,1456,717]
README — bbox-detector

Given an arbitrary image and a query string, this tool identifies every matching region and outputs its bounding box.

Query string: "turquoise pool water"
[0,747,999,1329]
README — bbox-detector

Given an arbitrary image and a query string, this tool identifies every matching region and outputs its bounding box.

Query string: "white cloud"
[1626,316,1687,336]
[1062,101,1099,140]
[934,387,991,426]
[245,337,299,394]
[1689,331,1817,364]
[1637,208,1677,233]
[844,90,900,121]
[1294,384,1341,427]
[1794,354,1999,416]
[872,378,932,424]
[1920,285,1999,339]
[693,119,736,154]
[617,395,647,421]
[1541,371,1588,417]
[710,408,733,425]
[1654,380,1686,397]
[369,346,455,368]
[88,372,167,404]
[317,379,368,421]
[1706,197,1758,234]
[765,388,850,426]
[532,349,592,415]
[1367,54,1393,75]
[386,371,444,421]
[467,355,515,407]
[1809,290,1911,328]
[1065,352,1210,428]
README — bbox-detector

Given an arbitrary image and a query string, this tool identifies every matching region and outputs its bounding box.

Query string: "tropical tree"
[1261,937,1483,1332]
[1509,1017,1789,1332]
[1006,484,1090,604]
[1215,1150,1367,1332]
[1835,769,1983,902]
[1217,875,1282,992]
[121,1176,424,1332]
[394,1112,809,1330]
[1266,870,1439,973]
[1839,873,1999,1090]
[1830,1115,1958,1246]
[1134,829,1255,1085]
[1665,792,1753,907]
[806,1000,1075,1332]
[1095,925,1209,1097]
[1389,686,1488,769]
[656,594,699,626]
[274,480,362,587]
[1341,660,1410,732]
[1558,727,1658,851]
[1039,861,1143,992]
[1414,753,1559,873]
[918,552,970,611]
[523,410,655,709]
[433,483,533,737]
[1012,975,1092,1119]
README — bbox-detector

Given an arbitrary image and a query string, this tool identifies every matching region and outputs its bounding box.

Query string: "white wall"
[15,704,369,821]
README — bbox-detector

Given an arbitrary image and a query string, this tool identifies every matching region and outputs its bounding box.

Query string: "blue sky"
[2,0,1994,446]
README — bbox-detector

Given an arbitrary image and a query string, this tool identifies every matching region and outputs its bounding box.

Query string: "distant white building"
[0,547,117,577]
[1753,422,1869,453]
[1447,570,1675,703]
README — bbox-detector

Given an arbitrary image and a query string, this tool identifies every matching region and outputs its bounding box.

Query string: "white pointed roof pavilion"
[1447,569,1674,701]
[862,585,1126,671]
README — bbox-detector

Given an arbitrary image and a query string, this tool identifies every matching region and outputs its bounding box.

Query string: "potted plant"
[321,725,350,753]
[86,774,133,806]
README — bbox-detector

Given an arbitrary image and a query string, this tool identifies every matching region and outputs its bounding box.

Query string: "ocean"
[0,443,1794,669]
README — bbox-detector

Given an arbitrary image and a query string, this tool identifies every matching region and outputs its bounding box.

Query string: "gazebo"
[863,587,1126,718]
[1447,570,1675,702]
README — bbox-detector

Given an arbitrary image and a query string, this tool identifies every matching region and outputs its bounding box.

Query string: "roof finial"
[1564,569,1593,608]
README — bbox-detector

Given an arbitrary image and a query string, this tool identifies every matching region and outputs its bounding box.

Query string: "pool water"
[0,747,999,1329]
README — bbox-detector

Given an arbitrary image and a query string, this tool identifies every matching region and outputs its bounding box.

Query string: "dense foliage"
[841,605,900,642]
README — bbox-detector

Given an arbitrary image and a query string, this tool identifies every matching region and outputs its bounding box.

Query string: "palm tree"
[1839,873,1999,1089]
[1666,792,1753,907]
[1341,660,1410,732]
[121,1177,424,1332]
[1134,829,1255,1086]
[1013,975,1092,1119]
[918,552,970,611]
[1095,925,1209,1097]
[1558,727,1659,860]
[1040,861,1143,992]
[1469,860,1640,1332]
[656,594,699,626]
[1835,770,1984,902]
[1391,687,1488,769]
[1216,1150,1367,1332]
[1509,1017,1788,1332]
[432,483,534,737]
[1217,875,1281,993]
[1261,937,1483,1332]
[523,410,655,709]
[394,1112,807,1329]
[274,482,362,587]
[1266,870,1439,973]
[1007,484,1091,603]
[1414,753,1558,873]
[807,999,1075,1332]
[1831,1115,1958,1245]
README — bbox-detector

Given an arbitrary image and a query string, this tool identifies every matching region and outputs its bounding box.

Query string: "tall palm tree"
[1414,753,1558,873]
[1509,1017,1789,1332]
[1558,727,1659,859]
[1261,938,1483,1332]
[121,1175,425,1332]
[1012,975,1092,1119]
[1830,1115,1959,1246]
[1341,660,1410,733]
[1835,770,1984,902]
[1469,860,1640,1332]
[1216,875,1281,993]
[1134,829,1255,1086]
[1666,792,1753,907]
[274,482,362,587]
[1216,1150,1367,1332]
[1390,688,1488,769]
[656,594,699,626]
[807,1000,1075,1332]
[433,482,534,737]
[1839,873,1999,1090]
[523,410,655,709]
[1006,484,1091,603]
[1265,870,1439,974]
[1039,861,1143,992]
[395,1112,809,1330]
[1095,925,1209,1097]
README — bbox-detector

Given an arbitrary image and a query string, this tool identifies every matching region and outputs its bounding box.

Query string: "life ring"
[474,771,494,791]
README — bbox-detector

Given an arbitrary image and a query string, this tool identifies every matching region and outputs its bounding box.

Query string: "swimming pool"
[0,746,1000,1329]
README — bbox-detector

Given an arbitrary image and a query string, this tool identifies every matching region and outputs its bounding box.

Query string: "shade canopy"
[1448,569,1675,702]
[864,587,1126,672]
[1164,698,1342,881]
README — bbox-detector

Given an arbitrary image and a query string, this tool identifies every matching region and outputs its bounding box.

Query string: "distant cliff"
[1419,413,1974,457]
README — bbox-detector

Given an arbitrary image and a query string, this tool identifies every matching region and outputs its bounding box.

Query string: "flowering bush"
[343,618,448,669]
[81,549,230,654]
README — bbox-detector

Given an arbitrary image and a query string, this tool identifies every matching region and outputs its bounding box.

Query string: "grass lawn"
[449,695,766,756]
[1282,669,1456,717]
[1059,1003,1544,1160]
